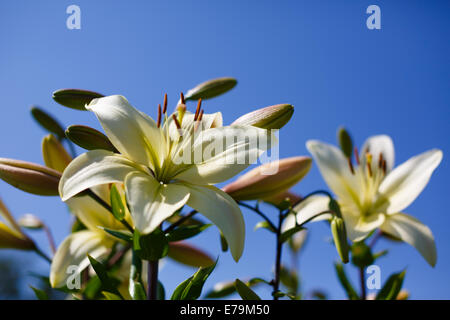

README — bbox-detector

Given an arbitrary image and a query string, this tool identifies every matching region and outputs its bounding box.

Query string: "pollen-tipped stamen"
[194,99,202,121]
[163,93,168,114]
[378,153,384,169]
[157,104,162,128]
[180,92,185,105]
[354,147,360,165]
[194,109,204,132]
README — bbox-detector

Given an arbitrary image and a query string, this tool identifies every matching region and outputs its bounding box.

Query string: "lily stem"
[359,267,366,300]
[238,201,277,231]
[34,246,51,263]
[147,260,159,300]
[42,223,56,254]
[272,209,284,300]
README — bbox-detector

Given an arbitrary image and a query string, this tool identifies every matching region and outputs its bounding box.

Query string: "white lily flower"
[59,95,273,261]
[295,135,442,266]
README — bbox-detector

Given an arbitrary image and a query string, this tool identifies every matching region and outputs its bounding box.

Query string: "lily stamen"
[180,92,185,105]
[366,152,373,177]
[157,104,162,128]
[163,93,168,114]
[194,98,202,121]
[354,146,360,165]
[194,109,204,132]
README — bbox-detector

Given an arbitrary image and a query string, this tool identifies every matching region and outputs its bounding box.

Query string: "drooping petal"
[343,212,385,242]
[378,149,443,214]
[59,150,143,201]
[306,140,360,204]
[292,195,332,226]
[360,135,395,173]
[182,183,245,261]
[87,95,166,169]
[50,230,114,288]
[124,172,190,234]
[380,213,436,266]
[173,125,274,185]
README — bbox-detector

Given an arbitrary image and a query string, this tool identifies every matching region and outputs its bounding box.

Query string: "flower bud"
[52,88,104,111]
[65,125,117,152]
[184,77,237,101]
[30,106,66,140]
[0,158,61,196]
[331,216,349,263]
[0,223,35,250]
[167,241,214,268]
[42,134,72,173]
[223,156,312,201]
[337,127,353,158]
[18,214,44,230]
[231,104,294,129]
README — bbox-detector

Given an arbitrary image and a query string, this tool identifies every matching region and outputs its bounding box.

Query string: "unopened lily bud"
[223,157,312,201]
[184,77,237,101]
[52,88,104,111]
[0,223,35,250]
[264,190,302,210]
[65,125,117,152]
[0,158,61,196]
[30,107,66,140]
[18,214,44,230]
[42,134,72,173]
[331,216,349,263]
[167,241,214,268]
[337,127,353,158]
[231,104,294,129]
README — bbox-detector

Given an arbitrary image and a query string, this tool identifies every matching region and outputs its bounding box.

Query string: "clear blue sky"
[0,0,449,299]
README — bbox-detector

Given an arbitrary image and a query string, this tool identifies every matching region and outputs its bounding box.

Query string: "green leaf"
[100,227,133,242]
[351,242,374,268]
[254,221,276,233]
[87,255,123,298]
[157,281,165,300]
[235,279,261,300]
[328,198,342,218]
[171,260,217,300]
[53,89,104,111]
[184,77,237,101]
[166,224,211,242]
[133,228,169,261]
[280,225,305,243]
[376,270,406,300]
[373,250,388,260]
[110,185,125,221]
[102,291,122,300]
[83,275,102,299]
[334,263,359,300]
[131,281,147,300]
[272,291,297,300]
[65,125,117,152]
[30,106,65,139]
[30,286,48,300]
[279,265,299,293]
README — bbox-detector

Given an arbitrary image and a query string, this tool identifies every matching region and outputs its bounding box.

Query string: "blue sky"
[0,0,449,299]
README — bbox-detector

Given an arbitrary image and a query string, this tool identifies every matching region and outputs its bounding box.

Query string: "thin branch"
[238,201,277,231]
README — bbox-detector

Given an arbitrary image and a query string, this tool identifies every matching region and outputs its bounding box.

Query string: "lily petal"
[292,195,332,226]
[380,213,437,266]
[378,149,443,214]
[343,212,385,242]
[360,135,395,173]
[306,140,359,204]
[174,126,274,185]
[182,183,245,261]
[87,95,166,169]
[66,186,130,233]
[59,150,142,201]
[125,172,190,234]
[50,230,114,288]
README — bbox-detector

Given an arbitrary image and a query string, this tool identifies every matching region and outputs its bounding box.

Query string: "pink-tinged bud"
[167,241,214,268]
[0,158,61,196]
[42,134,72,173]
[231,104,294,129]
[223,156,312,201]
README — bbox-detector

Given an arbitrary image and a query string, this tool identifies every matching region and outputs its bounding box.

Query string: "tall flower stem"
[147,260,159,300]
[272,209,284,300]
[359,267,366,300]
